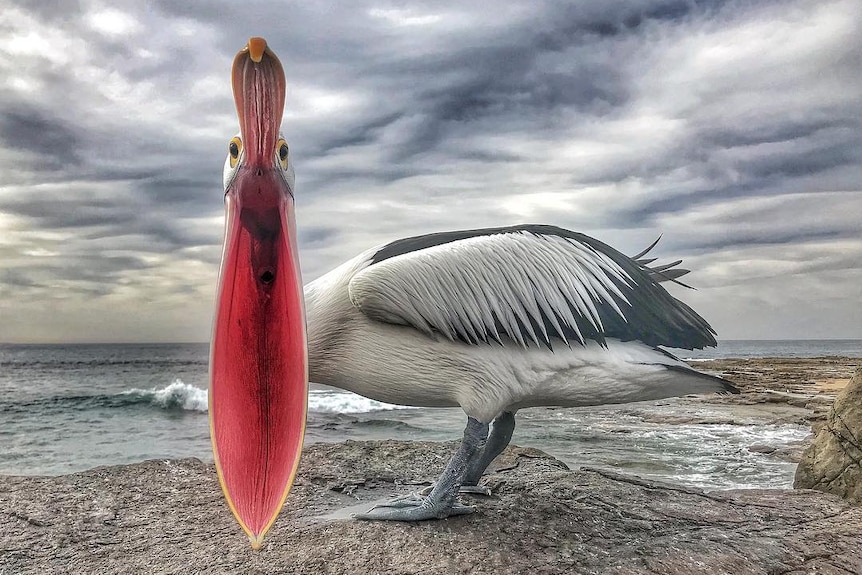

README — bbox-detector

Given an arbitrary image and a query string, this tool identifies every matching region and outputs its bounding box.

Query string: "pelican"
[209,38,307,550]
[210,38,736,547]
[305,227,737,523]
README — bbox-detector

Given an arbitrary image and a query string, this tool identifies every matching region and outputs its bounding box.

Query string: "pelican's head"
[221,37,295,203]
[209,37,308,550]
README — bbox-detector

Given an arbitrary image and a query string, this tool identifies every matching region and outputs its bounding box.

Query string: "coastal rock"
[695,356,860,394]
[2,441,862,575]
[794,367,862,503]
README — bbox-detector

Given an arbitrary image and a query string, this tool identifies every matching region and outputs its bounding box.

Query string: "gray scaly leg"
[461,411,516,489]
[353,417,489,521]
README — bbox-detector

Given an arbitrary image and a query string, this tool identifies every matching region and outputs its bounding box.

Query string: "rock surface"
[794,367,862,504]
[2,440,862,575]
[696,357,860,395]
[698,357,859,429]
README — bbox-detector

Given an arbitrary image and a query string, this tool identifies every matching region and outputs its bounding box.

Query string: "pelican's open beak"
[209,37,307,550]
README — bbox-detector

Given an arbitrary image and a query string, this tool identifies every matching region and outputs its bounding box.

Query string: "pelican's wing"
[632,236,693,286]
[347,224,716,350]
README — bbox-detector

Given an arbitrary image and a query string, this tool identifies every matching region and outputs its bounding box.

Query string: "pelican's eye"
[277,138,289,169]
[229,137,242,168]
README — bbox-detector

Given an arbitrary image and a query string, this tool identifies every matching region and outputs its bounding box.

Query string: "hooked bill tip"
[230,36,286,166]
[248,37,267,63]
[249,533,264,550]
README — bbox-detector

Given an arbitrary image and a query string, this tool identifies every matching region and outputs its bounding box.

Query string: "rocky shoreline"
[1,356,860,575]
[697,356,860,395]
[3,442,862,574]
[701,356,860,428]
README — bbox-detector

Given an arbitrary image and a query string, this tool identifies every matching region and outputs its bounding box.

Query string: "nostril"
[259,269,275,284]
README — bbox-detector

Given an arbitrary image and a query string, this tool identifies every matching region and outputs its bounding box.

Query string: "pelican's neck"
[304,281,338,379]
[303,253,371,386]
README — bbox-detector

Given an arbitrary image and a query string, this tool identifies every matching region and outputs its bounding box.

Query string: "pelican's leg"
[461,410,516,490]
[353,417,489,521]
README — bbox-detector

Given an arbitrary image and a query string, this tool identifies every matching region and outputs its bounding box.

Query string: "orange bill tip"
[248,37,267,63]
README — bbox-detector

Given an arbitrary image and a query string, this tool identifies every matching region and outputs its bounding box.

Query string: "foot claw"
[459,485,492,496]
[352,495,474,521]
[417,483,492,497]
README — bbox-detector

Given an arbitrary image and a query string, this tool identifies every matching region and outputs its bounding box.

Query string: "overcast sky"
[0,0,860,344]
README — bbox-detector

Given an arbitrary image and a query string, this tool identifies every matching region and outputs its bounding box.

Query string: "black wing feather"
[365,224,716,350]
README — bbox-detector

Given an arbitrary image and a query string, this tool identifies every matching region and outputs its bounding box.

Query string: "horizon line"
[1,338,861,346]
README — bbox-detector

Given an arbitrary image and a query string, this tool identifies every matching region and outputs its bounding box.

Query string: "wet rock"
[747,443,777,454]
[2,440,862,574]
[748,443,806,463]
[794,367,862,504]
[637,413,740,425]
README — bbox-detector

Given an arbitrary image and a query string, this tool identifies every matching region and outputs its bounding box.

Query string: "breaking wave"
[1,381,414,417]
[122,380,209,412]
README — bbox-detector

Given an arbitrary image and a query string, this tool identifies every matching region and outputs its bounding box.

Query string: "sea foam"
[123,380,208,412]
[307,391,406,414]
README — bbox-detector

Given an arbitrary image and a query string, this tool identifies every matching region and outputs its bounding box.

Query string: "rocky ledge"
[2,441,861,575]
[795,368,862,503]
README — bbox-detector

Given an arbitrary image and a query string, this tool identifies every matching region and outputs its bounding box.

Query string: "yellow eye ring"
[229,137,242,168]
[276,138,289,169]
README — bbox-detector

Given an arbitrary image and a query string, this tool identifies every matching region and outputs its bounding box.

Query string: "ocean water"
[1,340,858,489]
[667,339,862,360]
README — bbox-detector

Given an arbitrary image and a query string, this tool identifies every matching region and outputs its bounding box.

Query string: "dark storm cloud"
[701,118,848,149]
[319,113,403,154]
[0,104,83,163]
[4,0,82,20]
[299,226,340,247]
[57,254,152,281]
[0,268,41,289]
[1,253,149,297]
[0,194,138,229]
[684,228,850,253]
[307,7,638,159]
[415,44,628,118]
[135,174,222,209]
[131,218,221,252]
[739,141,858,179]
[618,134,862,226]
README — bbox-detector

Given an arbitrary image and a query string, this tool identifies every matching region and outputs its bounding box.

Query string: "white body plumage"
[304,227,731,423]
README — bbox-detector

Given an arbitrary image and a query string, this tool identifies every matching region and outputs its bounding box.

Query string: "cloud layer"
[0,0,860,342]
